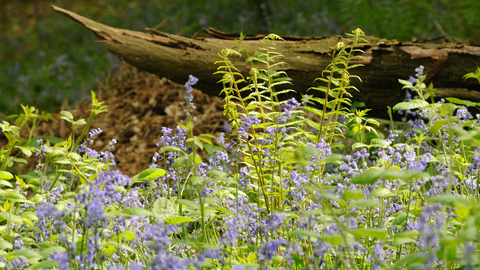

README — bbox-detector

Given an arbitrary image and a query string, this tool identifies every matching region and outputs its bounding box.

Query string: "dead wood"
[52,5,480,118]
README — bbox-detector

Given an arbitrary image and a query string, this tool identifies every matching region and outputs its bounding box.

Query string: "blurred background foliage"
[1,0,479,114]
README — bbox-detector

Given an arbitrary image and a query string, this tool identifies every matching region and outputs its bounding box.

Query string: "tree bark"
[52,5,480,118]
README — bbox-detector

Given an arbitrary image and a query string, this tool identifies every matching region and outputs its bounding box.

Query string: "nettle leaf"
[349,199,380,208]
[39,246,66,258]
[392,99,429,111]
[111,231,136,242]
[165,216,196,225]
[0,238,13,250]
[288,230,321,239]
[445,97,478,107]
[342,189,364,200]
[351,168,429,185]
[371,187,394,197]
[351,228,387,240]
[350,169,383,184]
[152,197,178,220]
[351,142,368,149]
[178,199,200,210]
[60,111,74,123]
[323,234,343,246]
[429,194,466,207]
[131,168,167,184]
[0,171,13,180]
[8,249,43,263]
[30,260,59,270]
[119,207,154,217]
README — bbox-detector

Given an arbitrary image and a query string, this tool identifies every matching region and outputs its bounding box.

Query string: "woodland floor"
[5,62,228,177]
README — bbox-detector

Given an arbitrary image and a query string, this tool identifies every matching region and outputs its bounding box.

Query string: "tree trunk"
[52,5,480,118]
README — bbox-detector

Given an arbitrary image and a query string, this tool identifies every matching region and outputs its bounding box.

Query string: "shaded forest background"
[1,0,479,115]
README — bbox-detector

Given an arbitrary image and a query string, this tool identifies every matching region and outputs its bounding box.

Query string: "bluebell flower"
[280,97,301,119]
[367,241,385,270]
[50,251,70,270]
[13,239,25,250]
[7,256,28,269]
[415,65,424,79]
[129,262,146,270]
[181,75,199,115]
[258,239,287,262]
[265,212,286,231]
[89,127,103,138]
[457,107,473,121]
[84,198,106,227]
[143,220,179,252]
[150,253,192,270]
[239,116,261,139]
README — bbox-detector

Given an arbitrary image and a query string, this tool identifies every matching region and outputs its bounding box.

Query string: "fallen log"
[52,5,480,118]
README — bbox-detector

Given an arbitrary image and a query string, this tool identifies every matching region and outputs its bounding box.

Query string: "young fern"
[215,31,367,213]
[215,35,299,213]
[304,28,367,144]
[215,48,272,214]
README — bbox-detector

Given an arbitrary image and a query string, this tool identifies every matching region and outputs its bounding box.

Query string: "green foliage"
[5,13,480,266]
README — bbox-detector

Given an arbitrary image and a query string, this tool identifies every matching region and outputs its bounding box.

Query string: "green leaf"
[349,199,380,208]
[111,231,137,242]
[350,169,383,184]
[351,228,387,240]
[178,199,200,210]
[429,119,448,134]
[152,197,178,220]
[207,169,228,178]
[392,99,429,111]
[8,250,43,263]
[2,190,27,202]
[0,171,13,180]
[429,194,465,207]
[351,142,368,149]
[164,216,196,224]
[0,180,13,188]
[323,234,343,246]
[39,246,66,258]
[371,187,394,197]
[119,207,154,217]
[0,238,13,250]
[288,230,321,239]
[445,97,477,107]
[159,146,185,154]
[342,189,364,200]
[30,260,59,270]
[60,111,74,122]
[131,168,167,183]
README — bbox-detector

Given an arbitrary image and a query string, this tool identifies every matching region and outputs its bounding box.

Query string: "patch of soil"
[11,62,228,177]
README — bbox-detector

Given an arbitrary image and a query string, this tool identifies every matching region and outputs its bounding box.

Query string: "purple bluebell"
[258,239,288,262]
[7,256,28,269]
[181,75,199,115]
[84,198,106,227]
[238,116,261,139]
[12,238,25,250]
[50,251,70,270]
[264,212,286,232]
[89,127,103,138]
[277,97,301,124]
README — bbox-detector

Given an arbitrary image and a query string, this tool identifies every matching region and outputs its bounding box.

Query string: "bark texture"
[52,5,480,118]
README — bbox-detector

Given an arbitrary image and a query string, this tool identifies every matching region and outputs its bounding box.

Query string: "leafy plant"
[3,26,480,269]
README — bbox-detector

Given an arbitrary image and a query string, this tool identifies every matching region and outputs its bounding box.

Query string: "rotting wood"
[52,5,480,118]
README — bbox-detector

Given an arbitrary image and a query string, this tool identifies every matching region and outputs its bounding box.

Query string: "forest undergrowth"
[2,28,480,269]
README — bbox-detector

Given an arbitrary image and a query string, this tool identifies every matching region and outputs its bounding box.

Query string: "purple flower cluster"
[277,97,301,123]
[239,116,261,139]
[181,75,199,116]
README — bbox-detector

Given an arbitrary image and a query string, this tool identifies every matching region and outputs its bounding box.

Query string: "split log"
[52,5,480,118]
